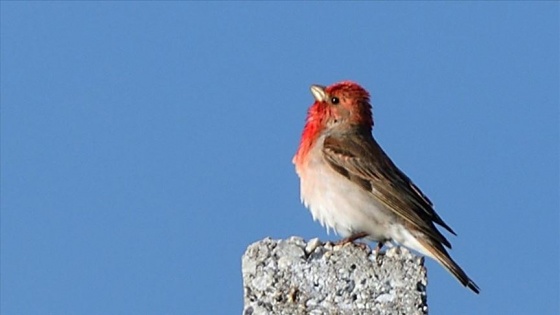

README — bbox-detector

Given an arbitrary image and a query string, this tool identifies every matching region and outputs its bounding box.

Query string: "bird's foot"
[335,232,371,251]
[335,232,369,246]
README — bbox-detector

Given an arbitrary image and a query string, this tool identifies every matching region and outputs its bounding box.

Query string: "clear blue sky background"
[1,2,558,315]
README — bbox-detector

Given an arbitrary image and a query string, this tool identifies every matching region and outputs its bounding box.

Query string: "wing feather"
[322,131,455,248]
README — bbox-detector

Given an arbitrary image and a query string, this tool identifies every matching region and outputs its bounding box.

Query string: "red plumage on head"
[293,81,373,166]
[325,81,373,127]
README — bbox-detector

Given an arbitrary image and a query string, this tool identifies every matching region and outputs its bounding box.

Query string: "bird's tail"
[417,238,480,294]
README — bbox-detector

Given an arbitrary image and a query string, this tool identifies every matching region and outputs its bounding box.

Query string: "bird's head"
[293,81,373,165]
[308,81,373,131]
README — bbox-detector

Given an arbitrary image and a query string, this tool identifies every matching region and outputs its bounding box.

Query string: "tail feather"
[418,238,480,294]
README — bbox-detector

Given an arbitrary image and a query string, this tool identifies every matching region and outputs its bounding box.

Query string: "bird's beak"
[310,85,327,102]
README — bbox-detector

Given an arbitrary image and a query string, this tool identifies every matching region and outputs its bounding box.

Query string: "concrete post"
[242,237,428,315]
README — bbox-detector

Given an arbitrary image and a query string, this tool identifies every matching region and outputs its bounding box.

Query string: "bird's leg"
[372,240,388,266]
[335,232,369,246]
[374,240,385,255]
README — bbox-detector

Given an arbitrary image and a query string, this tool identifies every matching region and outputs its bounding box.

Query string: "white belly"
[296,142,396,241]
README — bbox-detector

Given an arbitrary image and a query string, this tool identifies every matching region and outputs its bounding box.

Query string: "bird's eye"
[331,97,340,105]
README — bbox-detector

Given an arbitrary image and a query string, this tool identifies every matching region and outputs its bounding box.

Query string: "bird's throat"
[293,112,323,167]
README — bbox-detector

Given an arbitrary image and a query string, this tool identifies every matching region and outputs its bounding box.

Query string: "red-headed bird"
[293,81,479,293]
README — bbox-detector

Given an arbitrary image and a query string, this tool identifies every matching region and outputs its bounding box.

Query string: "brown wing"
[322,130,455,248]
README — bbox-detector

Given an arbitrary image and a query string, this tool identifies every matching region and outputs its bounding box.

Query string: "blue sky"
[1,2,558,315]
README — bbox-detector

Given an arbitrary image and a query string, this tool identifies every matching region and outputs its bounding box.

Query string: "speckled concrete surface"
[242,237,428,315]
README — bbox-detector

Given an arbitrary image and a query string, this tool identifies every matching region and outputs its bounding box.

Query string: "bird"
[292,81,480,294]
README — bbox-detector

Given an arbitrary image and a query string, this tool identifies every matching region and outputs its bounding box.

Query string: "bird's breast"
[295,138,395,241]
